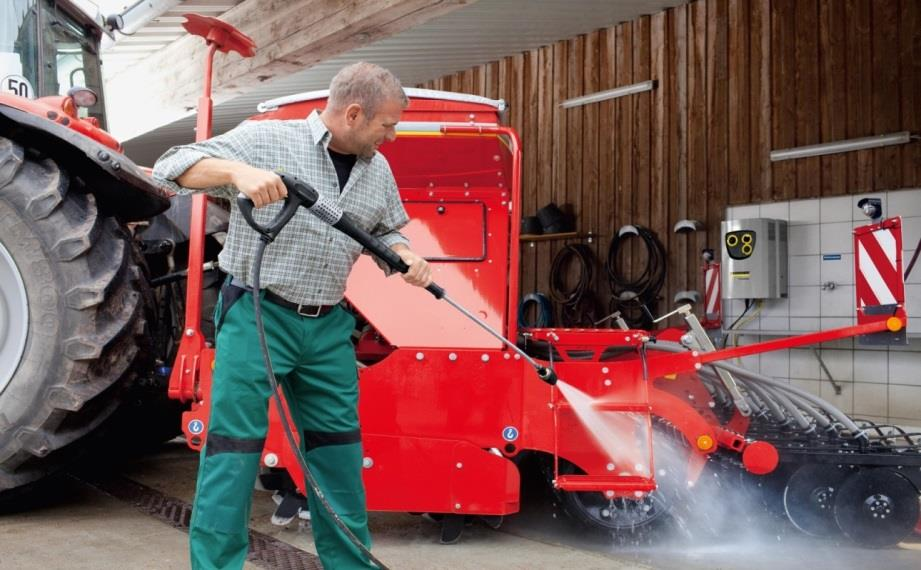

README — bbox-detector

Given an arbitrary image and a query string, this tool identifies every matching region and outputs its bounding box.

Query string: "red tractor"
[1,5,918,549]
[0,0,173,499]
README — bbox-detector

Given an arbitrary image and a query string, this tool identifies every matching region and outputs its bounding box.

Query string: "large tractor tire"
[0,137,151,498]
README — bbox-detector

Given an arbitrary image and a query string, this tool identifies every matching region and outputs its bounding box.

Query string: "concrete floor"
[1,440,920,570]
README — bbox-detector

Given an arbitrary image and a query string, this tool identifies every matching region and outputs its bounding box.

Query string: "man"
[153,62,430,570]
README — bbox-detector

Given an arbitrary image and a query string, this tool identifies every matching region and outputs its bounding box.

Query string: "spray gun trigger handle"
[236,190,308,243]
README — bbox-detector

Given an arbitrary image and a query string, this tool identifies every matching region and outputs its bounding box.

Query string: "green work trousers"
[189,283,374,569]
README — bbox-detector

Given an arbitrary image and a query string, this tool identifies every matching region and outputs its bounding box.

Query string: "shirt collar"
[307,110,331,147]
[306,108,374,164]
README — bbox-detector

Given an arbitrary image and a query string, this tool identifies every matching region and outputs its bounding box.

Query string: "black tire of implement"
[0,137,151,498]
[552,421,690,538]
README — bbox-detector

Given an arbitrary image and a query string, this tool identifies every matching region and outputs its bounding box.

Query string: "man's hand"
[393,245,432,288]
[231,164,288,208]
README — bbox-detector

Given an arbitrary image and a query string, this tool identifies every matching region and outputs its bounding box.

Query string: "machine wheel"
[0,138,151,499]
[554,423,689,537]
[783,463,851,537]
[833,468,921,548]
[557,470,673,535]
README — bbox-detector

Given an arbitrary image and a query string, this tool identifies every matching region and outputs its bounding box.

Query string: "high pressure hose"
[235,174,560,568]
[248,242,389,569]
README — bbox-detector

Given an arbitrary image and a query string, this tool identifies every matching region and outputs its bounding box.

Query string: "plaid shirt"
[152,110,410,305]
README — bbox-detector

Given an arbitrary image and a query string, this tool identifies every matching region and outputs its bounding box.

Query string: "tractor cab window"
[41,0,106,126]
[0,0,40,99]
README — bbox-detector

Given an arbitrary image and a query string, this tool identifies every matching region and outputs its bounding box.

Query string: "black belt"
[264,290,335,317]
[228,278,336,318]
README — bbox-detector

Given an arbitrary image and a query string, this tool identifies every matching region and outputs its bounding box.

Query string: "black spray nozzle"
[537,366,557,385]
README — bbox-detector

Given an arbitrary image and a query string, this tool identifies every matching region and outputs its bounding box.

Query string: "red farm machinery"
[1,5,920,550]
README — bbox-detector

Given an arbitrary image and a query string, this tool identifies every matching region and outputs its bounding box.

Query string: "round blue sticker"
[502,426,519,442]
[188,419,204,435]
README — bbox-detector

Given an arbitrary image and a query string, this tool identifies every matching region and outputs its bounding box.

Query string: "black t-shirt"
[328,148,357,192]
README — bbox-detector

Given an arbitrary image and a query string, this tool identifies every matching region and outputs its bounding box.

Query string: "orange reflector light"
[886,317,903,332]
[696,434,715,451]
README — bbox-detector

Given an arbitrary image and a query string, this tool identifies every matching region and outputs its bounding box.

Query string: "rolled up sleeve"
[151,121,262,198]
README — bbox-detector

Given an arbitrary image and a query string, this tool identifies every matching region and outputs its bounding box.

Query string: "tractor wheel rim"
[0,239,29,395]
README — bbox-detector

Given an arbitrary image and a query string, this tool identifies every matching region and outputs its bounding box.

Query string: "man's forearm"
[176,158,246,189]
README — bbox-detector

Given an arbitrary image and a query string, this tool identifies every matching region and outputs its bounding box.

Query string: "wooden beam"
[106,0,474,141]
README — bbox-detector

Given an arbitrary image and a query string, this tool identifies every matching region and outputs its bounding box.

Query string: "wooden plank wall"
[419,0,921,326]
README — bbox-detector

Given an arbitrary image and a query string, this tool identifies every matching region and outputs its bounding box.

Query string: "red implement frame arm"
[525,314,904,495]
[168,15,254,406]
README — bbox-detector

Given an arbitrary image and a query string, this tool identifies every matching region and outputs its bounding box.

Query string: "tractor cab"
[1,0,108,128]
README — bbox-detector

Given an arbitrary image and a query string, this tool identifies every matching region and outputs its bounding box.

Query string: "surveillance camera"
[857,197,882,220]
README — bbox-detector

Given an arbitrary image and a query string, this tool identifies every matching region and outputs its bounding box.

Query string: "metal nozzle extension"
[537,367,557,385]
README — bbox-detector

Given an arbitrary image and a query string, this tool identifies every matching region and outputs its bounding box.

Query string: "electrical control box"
[721,218,788,299]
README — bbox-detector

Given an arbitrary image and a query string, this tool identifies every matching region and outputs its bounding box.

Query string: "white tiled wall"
[723,188,921,426]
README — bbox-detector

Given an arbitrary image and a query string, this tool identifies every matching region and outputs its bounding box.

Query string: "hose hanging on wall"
[604,226,667,329]
[518,292,554,328]
[549,244,601,327]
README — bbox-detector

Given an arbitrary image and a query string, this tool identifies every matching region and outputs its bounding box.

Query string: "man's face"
[348,97,403,158]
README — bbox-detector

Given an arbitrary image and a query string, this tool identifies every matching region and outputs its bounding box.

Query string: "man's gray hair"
[327,62,408,118]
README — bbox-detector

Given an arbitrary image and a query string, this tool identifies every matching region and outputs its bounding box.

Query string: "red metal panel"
[356,349,526,443]
[346,186,509,350]
[402,201,486,260]
[360,435,520,515]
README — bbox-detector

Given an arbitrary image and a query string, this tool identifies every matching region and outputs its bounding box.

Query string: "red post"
[168,16,255,402]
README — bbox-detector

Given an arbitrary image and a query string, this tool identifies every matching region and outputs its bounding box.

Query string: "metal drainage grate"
[80,474,323,570]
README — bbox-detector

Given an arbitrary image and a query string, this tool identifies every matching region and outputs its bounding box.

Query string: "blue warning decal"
[502,426,519,442]
[188,419,204,435]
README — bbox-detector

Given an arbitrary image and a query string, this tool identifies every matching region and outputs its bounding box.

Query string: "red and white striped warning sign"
[854,217,905,323]
[704,262,721,319]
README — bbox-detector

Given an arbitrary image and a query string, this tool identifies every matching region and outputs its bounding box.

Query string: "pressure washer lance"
[236,174,557,569]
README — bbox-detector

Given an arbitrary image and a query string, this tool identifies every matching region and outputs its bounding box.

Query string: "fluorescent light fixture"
[770,131,913,162]
[560,80,657,108]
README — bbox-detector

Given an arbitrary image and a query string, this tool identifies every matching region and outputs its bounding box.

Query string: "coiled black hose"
[549,244,601,326]
[604,226,667,329]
